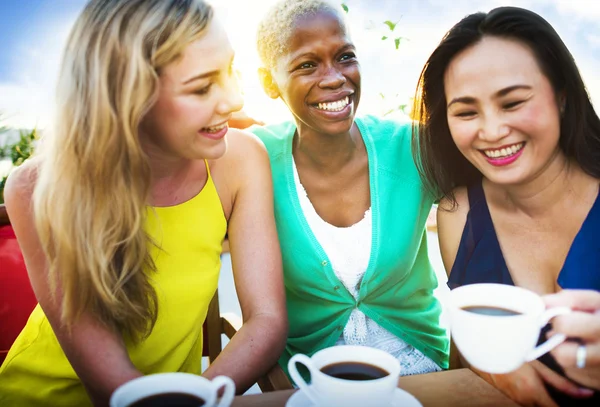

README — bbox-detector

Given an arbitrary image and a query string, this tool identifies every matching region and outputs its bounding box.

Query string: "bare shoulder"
[220,128,270,176]
[437,186,470,275]
[210,128,272,210]
[437,186,470,218]
[224,128,268,160]
[4,157,41,207]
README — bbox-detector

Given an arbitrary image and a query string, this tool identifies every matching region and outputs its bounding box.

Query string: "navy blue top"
[449,182,600,290]
[448,182,600,406]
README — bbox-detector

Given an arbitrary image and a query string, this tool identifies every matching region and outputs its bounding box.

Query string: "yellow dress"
[0,162,226,406]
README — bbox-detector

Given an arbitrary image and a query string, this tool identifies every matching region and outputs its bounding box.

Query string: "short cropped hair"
[256,0,346,70]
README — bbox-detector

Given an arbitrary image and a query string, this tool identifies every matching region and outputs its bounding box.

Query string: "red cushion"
[0,224,38,365]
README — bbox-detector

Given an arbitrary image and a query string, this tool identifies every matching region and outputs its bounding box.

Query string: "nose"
[318,66,346,89]
[217,73,244,115]
[478,112,510,142]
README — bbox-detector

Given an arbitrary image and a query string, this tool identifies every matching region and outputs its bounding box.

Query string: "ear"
[258,67,280,99]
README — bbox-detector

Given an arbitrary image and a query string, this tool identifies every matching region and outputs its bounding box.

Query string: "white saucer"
[285,387,423,407]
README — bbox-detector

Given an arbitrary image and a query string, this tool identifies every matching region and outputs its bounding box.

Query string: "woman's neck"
[486,152,591,218]
[293,123,364,173]
[143,145,202,206]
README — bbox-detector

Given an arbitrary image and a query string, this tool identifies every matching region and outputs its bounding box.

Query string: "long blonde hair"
[33,0,213,340]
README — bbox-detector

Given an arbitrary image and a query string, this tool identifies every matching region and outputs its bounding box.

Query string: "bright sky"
[0,0,598,129]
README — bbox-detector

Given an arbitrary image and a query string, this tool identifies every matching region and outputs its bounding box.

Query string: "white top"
[292,159,441,375]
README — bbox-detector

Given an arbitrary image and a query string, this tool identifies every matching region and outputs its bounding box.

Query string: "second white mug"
[288,345,401,407]
[448,283,570,373]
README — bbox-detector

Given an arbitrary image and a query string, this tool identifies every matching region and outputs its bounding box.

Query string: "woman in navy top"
[413,6,600,406]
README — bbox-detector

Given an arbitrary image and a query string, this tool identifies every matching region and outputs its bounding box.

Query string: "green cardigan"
[251,115,449,373]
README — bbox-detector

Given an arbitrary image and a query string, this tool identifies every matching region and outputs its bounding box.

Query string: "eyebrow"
[447,84,532,108]
[182,70,218,85]
[182,55,235,85]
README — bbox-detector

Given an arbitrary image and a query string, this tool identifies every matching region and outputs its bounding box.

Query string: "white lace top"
[292,160,441,375]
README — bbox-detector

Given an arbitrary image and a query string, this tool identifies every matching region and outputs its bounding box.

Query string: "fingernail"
[577,387,594,396]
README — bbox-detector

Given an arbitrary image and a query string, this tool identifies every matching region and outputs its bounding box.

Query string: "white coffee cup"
[448,283,571,374]
[288,345,401,407]
[109,372,235,407]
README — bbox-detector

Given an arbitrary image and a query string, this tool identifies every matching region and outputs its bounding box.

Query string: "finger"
[543,290,600,312]
[551,341,600,369]
[531,383,560,407]
[551,311,600,340]
[532,360,594,398]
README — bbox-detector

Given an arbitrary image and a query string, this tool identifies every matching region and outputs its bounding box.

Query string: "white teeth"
[483,143,524,158]
[316,96,350,111]
[204,123,227,133]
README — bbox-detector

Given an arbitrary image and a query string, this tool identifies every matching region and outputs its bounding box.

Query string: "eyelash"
[194,83,213,96]
[503,100,524,109]
[295,62,315,70]
[340,52,356,61]
[294,52,357,71]
[454,100,526,118]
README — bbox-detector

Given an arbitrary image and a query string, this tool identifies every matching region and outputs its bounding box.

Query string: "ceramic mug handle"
[526,306,571,362]
[288,354,320,404]
[211,375,235,407]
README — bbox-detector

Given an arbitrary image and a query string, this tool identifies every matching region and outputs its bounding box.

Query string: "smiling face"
[444,36,564,186]
[140,19,243,161]
[266,10,360,137]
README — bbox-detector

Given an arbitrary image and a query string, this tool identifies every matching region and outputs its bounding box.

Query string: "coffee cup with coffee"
[109,372,235,407]
[448,283,571,374]
[288,345,401,406]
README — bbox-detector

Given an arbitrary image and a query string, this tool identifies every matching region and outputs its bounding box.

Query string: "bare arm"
[202,130,287,393]
[436,188,469,278]
[4,163,142,406]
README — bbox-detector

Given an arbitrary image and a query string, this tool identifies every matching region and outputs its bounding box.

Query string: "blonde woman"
[0,0,287,405]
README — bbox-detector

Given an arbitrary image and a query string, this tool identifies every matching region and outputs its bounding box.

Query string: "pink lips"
[199,125,228,140]
[482,145,524,167]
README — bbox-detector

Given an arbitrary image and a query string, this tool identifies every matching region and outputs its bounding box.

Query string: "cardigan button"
[321,260,328,266]
[334,285,340,290]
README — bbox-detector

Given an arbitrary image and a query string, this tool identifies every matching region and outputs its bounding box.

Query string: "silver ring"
[576,344,587,369]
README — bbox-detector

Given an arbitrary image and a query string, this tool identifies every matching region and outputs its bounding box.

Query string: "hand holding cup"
[543,290,600,391]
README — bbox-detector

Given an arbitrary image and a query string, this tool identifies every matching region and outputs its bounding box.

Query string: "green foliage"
[341,3,411,118]
[383,20,398,31]
[0,125,38,204]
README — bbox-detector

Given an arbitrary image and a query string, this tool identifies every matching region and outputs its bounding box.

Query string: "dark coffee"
[129,393,205,407]
[461,305,522,316]
[320,362,389,381]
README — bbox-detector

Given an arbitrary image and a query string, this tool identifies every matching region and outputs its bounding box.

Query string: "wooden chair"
[448,337,463,370]
[202,288,293,392]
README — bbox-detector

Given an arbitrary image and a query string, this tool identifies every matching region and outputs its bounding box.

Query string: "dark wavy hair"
[412,6,600,205]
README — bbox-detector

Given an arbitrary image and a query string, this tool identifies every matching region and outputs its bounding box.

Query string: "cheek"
[517,103,560,137]
[283,83,306,109]
[344,65,360,82]
[448,119,476,152]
